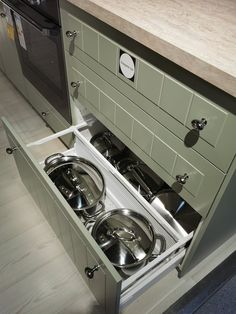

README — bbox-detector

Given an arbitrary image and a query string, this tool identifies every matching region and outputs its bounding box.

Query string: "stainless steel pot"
[91,209,166,275]
[44,153,105,218]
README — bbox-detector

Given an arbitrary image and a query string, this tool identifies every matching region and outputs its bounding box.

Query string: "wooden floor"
[0,71,103,314]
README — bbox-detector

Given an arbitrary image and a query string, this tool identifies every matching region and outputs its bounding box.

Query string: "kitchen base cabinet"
[3,117,192,314]
[59,2,236,309]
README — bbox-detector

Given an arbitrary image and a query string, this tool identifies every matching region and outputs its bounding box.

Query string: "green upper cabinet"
[159,76,193,124]
[61,8,236,173]
[137,60,164,105]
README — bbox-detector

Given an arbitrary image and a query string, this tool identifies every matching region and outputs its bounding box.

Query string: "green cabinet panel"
[57,206,75,261]
[45,191,62,239]
[151,136,176,174]
[99,35,118,73]
[186,94,228,147]
[86,80,100,110]
[172,156,204,197]
[82,24,98,60]
[115,105,133,138]
[132,120,153,155]
[159,76,193,124]
[137,60,164,104]
[70,226,88,281]
[100,92,115,123]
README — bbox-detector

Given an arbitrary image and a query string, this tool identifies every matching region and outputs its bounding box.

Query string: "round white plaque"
[119,53,135,79]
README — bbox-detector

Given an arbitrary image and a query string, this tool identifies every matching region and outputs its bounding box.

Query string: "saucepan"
[90,131,125,165]
[90,208,166,276]
[44,153,105,218]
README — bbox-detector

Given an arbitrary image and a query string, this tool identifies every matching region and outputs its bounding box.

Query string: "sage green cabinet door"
[0,1,27,96]
[2,117,122,314]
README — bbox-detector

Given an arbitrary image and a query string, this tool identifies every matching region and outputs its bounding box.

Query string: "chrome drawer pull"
[71,81,81,88]
[0,12,6,18]
[191,118,207,131]
[6,147,17,154]
[85,265,100,279]
[66,30,78,39]
[176,173,189,185]
[41,111,49,117]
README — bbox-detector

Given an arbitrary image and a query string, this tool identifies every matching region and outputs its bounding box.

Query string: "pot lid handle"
[65,168,96,206]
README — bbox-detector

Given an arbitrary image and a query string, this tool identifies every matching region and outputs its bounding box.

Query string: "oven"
[2,0,71,124]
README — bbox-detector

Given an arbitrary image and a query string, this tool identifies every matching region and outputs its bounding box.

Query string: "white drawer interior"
[27,124,193,294]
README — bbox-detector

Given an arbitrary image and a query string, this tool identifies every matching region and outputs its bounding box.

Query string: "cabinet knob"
[66,30,78,39]
[71,81,81,88]
[176,173,189,185]
[41,111,49,117]
[6,147,17,154]
[0,12,6,18]
[85,265,100,279]
[191,118,207,131]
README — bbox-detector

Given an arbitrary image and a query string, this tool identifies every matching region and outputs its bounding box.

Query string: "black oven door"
[2,0,71,124]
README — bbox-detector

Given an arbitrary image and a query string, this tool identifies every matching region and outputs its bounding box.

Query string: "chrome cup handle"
[149,234,166,262]
[85,265,100,279]
[44,153,64,166]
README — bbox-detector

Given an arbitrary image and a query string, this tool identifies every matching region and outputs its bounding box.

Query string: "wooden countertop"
[67,0,236,98]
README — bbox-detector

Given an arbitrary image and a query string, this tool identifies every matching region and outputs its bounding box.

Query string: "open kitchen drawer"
[2,117,193,314]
